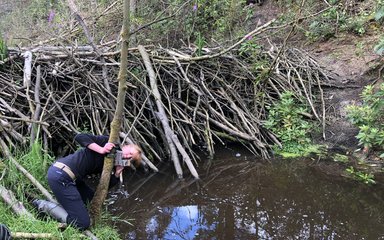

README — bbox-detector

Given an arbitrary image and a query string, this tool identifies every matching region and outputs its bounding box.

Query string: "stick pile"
[0,36,336,177]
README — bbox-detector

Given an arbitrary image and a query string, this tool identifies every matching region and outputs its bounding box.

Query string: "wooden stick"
[11,232,53,239]
[138,45,186,178]
[30,65,42,144]
[0,185,34,218]
[0,138,57,203]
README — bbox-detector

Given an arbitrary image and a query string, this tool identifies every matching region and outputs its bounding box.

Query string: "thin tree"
[89,0,131,224]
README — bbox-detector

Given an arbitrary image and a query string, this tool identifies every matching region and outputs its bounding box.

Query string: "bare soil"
[252,0,384,182]
[310,33,382,148]
[253,0,383,149]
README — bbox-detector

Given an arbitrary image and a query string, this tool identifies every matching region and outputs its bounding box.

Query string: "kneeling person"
[47,133,142,230]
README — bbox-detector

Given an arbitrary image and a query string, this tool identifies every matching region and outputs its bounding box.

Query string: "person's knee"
[77,218,91,230]
[68,214,91,230]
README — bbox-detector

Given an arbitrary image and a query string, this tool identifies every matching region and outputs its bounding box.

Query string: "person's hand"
[100,142,115,154]
[115,165,124,177]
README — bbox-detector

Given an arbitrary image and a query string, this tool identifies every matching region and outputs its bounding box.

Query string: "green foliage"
[374,36,384,55]
[168,0,248,44]
[375,6,384,21]
[195,32,206,56]
[345,166,376,185]
[1,143,122,239]
[0,200,121,239]
[189,0,229,37]
[346,84,384,150]
[239,39,261,58]
[341,14,368,35]
[306,5,369,39]
[304,0,384,42]
[265,91,317,156]
[0,0,70,45]
[0,203,80,239]
[0,36,7,61]
[3,142,54,198]
[277,144,323,158]
[333,153,350,163]
[128,0,250,47]
[238,39,271,85]
[305,6,347,41]
[355,41,365,56]
[91,220,122,240]
[375,0,384,22]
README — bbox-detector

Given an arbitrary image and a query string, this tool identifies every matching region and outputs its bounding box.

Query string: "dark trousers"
[47,165,94,230]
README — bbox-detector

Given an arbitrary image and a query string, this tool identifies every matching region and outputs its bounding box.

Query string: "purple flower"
[193,5,198,11]
[48,10,55,23]
[246,35,253,40]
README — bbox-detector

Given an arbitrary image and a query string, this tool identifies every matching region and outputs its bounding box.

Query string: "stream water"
[108,145,384,240]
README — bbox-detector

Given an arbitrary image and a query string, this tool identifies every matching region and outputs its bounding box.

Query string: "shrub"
[347,84,384,153]
[374,36,384,55]
[305,6,347,41]
[264,91,317,157]
[0,36,7,61]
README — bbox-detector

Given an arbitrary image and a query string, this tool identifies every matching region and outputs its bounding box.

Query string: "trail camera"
[114,150,131,166]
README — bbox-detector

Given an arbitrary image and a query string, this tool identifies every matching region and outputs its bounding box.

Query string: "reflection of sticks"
[148,178,198,214]
[126,173,158,198]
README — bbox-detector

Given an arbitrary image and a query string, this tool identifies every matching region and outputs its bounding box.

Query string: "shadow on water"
[108,145,384,240]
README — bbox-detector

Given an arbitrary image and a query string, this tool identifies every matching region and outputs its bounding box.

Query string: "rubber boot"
[0,224,11,240]
[32,199,68,223]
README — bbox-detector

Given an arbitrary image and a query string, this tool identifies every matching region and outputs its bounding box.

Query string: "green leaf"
[374,39,384,56]
[374,6,384,21]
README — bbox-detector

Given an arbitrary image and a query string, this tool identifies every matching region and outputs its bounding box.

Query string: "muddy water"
[109,146,384,239]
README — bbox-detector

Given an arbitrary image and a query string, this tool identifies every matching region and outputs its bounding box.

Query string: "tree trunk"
[89,0,131,225]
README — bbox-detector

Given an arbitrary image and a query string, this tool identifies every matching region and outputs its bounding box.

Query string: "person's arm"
[75,133,114,154]
[108,166,124,188]
[87,142,114,155]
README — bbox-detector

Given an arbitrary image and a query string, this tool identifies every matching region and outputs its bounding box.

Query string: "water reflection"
[145,205,215,239]
[112,148,384,240]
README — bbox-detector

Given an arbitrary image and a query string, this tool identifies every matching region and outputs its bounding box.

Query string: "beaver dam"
[0,17,341,179]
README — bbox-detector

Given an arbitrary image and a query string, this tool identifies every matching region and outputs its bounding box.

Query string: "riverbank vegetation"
[0,0,383,238]
[347,83,384,155]
[1,142,121,239]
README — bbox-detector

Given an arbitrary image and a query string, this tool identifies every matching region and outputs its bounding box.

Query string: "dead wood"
[0,185,34,218]
[139,45,196,179]
[0,138,56,203]
[11,232,54,239]
[0,19,337,178]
